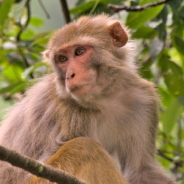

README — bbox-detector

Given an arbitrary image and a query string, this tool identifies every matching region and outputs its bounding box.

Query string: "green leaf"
[155,6,168,40]
[2,62,24,83]
[126,3,164,29]
[162,96,184,134]
[0,0,14,26]
[0,83,21,94]
[171,36,184,57]
[140,56,154,80]
[156,154,171,171]
[168,0,183,14]
[31,37,50,46]
[140,0,158,5]
[158,87,174,107]
[158,52,184,96]
[32,44,45,52]
[32,31,53,40]
[178,6,184,18]
[9,82,28,96]
[22,63,45,79]
[30,17,43,27]
[70,1,95,14]
[132,26,156,39]
[100,0,123,5]
[20,28,35,40]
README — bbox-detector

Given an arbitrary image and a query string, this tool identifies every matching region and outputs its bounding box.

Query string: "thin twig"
[108,0,171,13]
[16,0,34,78]
[157,149,173,162]
[59,0,71,23]
[38,0,50,19]
[18,47,34,79]
[0,145,85,184]
[16,0,31,42]
[157,149,183,167]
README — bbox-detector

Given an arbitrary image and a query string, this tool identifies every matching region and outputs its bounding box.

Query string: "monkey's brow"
[56,44,91,53]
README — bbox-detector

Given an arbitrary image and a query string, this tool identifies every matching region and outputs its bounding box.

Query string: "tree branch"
[17,47,34,79]
[0,145,85,184]
[108,0,171,13]
[16,0,31,42]
[157,149,183,167]
[59,0,71,23]
[38,0,50,19]
[15,0,34,79]
[157,149,174,162]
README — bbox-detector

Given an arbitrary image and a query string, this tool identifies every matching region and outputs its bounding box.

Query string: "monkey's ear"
[42,50,50,58]
[108,22,128,47]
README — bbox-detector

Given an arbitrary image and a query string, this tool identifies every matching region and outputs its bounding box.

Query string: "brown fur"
[0,15,176,184]
[30,137,129,184]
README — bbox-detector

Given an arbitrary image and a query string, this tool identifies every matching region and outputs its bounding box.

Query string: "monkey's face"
[53,43,98,98]
[44,15,129,102]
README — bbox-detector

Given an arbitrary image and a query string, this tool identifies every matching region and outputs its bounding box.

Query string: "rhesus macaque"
[30,137,129,184]
[0,15,176,184]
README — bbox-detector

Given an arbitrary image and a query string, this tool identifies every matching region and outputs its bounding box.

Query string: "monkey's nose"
[67,73,75,80]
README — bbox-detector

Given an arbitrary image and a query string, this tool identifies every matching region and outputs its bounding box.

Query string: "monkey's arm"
[31,137,129,184]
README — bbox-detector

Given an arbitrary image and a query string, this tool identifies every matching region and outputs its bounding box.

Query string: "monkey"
[0,15,177,184]
[29,137,129,184]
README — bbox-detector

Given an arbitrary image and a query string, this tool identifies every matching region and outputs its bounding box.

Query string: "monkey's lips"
[67,83,94,96]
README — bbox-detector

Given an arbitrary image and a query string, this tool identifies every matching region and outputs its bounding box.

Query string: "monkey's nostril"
[71,73,75,78]
[67,73,75,80]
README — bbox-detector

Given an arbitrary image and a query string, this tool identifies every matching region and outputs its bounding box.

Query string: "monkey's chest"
[60,105,126,153]
[88,111,124,153]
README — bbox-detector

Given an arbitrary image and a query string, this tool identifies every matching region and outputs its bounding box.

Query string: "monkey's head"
[44,15,135,105]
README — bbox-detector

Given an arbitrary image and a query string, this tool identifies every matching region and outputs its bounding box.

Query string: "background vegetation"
[0,0,183,183]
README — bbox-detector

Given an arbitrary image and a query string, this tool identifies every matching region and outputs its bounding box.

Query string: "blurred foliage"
[0,0,184,183]
[0,0,52,107]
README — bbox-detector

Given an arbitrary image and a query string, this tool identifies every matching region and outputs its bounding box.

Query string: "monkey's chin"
[68,83,94,97]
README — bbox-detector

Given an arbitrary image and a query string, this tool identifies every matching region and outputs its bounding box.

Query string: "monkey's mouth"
[68,83,94,96]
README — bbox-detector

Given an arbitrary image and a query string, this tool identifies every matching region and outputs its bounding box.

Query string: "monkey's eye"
[75,48,85,56]
[57,55,67,63]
